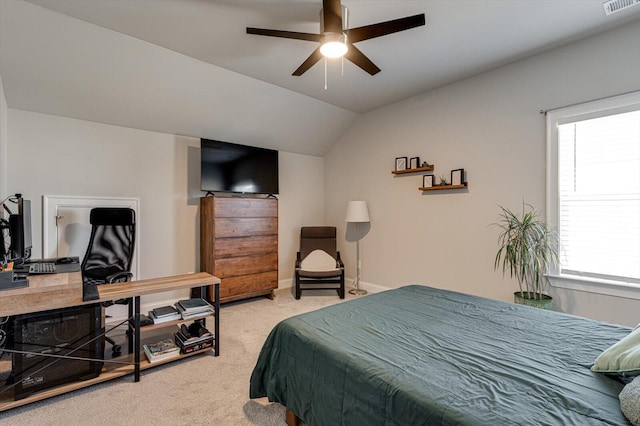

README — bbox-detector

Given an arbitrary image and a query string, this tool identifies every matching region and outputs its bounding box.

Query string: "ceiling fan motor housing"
[320,5,348,33]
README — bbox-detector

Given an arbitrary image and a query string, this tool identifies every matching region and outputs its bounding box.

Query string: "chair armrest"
[295,252,302,269]
[106,271,133,284]
[336,251,345,269]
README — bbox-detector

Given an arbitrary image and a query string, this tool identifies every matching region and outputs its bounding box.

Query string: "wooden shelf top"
[98,272,219,301]
[392,165,434,175]
[0,272,220,317]
[419,182,469,191]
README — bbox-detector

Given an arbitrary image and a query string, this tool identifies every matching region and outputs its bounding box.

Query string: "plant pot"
[513,291,552,310]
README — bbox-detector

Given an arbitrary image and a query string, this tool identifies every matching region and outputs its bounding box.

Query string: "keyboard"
[28,262,56,274]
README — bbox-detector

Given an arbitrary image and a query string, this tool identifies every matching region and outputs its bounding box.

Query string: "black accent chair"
[295,226,345,300]
[81,207,136,354]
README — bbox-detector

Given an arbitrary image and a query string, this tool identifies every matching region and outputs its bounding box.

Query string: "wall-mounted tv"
[200,139,279,195]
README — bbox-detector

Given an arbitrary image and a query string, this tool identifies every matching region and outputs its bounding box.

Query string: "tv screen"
[200,139,279,195]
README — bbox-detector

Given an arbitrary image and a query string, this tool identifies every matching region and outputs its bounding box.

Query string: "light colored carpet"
[0,288,353,425]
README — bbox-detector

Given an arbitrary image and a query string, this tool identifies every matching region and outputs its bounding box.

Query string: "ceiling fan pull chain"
[324,57,328,90]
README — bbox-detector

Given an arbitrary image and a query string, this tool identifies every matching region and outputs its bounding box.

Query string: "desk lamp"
[345,201,370,295]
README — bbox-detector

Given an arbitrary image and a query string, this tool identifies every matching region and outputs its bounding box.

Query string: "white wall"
[278,151,325,287]
[0,74,7,199]
[7,109,324,306]
[325,19,640,326]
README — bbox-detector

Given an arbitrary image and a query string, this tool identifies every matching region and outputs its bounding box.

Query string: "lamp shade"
[345,201,370,223]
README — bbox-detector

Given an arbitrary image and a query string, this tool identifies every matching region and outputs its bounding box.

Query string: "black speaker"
[12,304,104,400]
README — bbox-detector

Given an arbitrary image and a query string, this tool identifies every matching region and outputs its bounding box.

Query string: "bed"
[250,285,633,425]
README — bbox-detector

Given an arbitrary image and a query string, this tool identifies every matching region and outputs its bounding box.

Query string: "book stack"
[143,338,180,363]
[148,305,181,324]
[175,298,214,320]
[174,324,214,354]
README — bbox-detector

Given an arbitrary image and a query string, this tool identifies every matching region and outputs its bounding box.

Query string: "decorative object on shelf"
[421,161,430,168]
[439,175,448,186]
[422,175,434,188]
[345,201,370,296]
[409,157,420,169]
[395,157,407,171]
[493,201,558,310]
[451,169,465,186]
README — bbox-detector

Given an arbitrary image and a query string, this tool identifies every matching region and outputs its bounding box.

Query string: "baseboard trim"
[280,277,388,294]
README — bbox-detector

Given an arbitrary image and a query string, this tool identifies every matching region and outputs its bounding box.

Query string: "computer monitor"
[8,198,32,263]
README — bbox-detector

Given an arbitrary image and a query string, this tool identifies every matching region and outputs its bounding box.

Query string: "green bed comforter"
[250,285,631,425]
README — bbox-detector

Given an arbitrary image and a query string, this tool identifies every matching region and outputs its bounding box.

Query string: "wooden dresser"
[200,196,278,303]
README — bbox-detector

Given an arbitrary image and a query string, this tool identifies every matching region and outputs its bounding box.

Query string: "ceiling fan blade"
[344,44,381,76]
[322,0,343,33]
[292,47,323,76]
[247,27,321,42]
[345,14,426,43]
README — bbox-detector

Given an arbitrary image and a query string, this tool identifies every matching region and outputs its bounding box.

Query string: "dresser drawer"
[220,271,278,298]
[214,217,277,238]
[214,235,277,258]
[214,197,277,218]
[214,252,277,278]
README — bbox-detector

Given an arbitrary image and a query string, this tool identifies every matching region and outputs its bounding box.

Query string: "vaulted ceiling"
[2,0,640,155]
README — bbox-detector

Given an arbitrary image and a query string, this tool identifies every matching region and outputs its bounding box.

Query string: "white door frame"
[42,195,140,278]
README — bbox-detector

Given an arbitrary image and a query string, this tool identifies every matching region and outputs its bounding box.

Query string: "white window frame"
[546,91,640,300]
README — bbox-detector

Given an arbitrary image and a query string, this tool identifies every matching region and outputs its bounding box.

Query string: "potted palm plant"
[494,202,558,309]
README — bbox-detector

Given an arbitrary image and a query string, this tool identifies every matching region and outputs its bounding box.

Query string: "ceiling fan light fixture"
[320,33,348,58]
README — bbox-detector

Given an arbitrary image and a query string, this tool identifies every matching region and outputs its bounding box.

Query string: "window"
[547,92,640,295]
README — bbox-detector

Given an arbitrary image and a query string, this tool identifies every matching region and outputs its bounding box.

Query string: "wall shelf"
[392,165,434,175]
[419,183,468,191]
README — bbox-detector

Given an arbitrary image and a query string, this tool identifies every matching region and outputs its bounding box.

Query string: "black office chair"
[81,207,136,355]
[295,226,345,300]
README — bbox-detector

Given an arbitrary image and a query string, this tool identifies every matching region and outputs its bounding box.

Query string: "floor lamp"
[345,201,370,295]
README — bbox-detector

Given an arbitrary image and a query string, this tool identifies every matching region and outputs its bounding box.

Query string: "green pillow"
[591,324,640,376]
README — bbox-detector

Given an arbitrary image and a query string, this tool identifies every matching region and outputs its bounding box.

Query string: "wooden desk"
[0,271,220,412]
[0,271,219,317]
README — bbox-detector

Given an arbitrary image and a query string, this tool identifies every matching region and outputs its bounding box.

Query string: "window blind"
[557,110,640,283]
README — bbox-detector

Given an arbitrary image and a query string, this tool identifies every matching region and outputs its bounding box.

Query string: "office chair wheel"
[112,344,122,356]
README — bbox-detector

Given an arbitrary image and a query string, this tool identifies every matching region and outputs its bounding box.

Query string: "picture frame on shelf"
[423,175,434,188]
[409,157,420,170]
[395,157,407,171]
[451,169,465,186]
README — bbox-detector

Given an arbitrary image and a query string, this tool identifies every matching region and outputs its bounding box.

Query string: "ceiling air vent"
[603,0,640,15]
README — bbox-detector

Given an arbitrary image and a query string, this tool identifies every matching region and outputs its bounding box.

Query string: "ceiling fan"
[246,0,425,76]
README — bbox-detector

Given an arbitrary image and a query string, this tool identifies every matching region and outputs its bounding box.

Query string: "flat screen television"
[200,139,279,195]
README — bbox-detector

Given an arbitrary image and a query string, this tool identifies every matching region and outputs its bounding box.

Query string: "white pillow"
[300,249,337,272]
[620,375,640,425]
[592,324,640,376]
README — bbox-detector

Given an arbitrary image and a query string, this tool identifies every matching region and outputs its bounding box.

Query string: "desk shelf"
[0,347,214,411]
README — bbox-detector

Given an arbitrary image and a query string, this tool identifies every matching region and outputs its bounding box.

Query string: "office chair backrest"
[81,208,136,285]
[300,226,337,261]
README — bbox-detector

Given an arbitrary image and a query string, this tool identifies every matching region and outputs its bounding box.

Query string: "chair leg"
[294,272,301,299]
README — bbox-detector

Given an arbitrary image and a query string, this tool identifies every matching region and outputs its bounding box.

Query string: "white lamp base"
[348,288,368,295]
